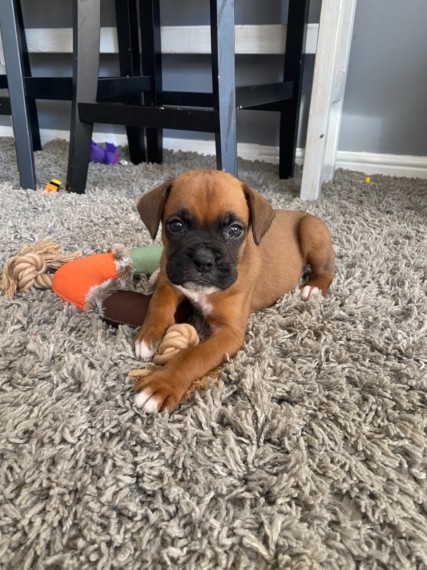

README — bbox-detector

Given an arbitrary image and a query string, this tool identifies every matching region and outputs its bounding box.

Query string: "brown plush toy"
[101,289,193,327]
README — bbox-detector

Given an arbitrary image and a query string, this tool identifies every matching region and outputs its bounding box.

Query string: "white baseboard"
[0,125,295,165]
[1,126,427,179]
[334,150,427,179]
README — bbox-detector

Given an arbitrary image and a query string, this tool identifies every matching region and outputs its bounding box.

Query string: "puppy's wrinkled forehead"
[164,170,250,224]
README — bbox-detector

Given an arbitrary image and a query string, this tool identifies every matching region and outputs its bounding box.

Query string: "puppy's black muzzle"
[166,241,238,290]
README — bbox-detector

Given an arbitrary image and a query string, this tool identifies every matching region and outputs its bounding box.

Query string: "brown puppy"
[134,170,335,413]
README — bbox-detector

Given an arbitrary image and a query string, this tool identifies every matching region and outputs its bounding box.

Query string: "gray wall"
[2,0,427,157]
[340,0,427,156]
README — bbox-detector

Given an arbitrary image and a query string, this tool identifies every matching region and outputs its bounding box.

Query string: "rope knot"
[12,253,52,291]
[154,324,200,365]
[1,239,82,299]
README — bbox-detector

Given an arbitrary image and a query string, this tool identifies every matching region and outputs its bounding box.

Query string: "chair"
[67,0,309,193]
[0,0,149,190]
[0,0,42,190]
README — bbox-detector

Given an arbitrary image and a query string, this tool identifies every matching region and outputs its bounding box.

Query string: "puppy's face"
[138,170,275,292]
[162,171,250,291]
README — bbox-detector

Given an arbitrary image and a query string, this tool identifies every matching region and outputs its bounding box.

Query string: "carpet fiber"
[0,138,426,569]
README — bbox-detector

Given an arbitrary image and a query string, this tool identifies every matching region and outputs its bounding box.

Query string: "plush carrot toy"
[52,244,162,310]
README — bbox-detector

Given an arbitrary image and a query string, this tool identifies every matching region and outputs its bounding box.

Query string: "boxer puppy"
[134,170,335,413]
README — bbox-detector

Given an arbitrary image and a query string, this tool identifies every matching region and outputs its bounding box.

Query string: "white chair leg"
[300,0,358,201]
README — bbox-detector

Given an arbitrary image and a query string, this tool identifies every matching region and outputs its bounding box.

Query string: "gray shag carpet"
[0,137,426,570]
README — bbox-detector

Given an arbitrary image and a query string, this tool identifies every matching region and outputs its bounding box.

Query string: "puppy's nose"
[191,248,215,273]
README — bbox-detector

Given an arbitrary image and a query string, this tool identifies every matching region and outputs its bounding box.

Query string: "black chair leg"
[279,0,310,179]
[15,0,42,152]
[116,0,146,164]
[210,0,237,176]
[66,0,101,193]
[140,0,163,164]
[0,0,37,189]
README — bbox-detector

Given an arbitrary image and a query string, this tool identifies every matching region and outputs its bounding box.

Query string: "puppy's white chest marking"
[175,285,217,317]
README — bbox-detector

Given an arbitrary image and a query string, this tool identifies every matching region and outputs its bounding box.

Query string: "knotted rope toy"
[129,323,222,399]
[153,323,199,365]
[1,240,82,299]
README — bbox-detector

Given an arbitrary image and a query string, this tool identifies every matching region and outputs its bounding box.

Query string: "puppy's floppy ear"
[137,180,172,240]
[242,184,275,245]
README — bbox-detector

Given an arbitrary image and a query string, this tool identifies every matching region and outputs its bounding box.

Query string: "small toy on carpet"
[45,178,62,193]
[90,141,119,165]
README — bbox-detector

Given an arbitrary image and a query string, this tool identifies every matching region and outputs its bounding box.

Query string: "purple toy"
[90,141,119,165]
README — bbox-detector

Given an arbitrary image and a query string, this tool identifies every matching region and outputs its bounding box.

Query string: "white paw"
[301,285,320,301]
[135,390,161,413]
[135,339,155,361]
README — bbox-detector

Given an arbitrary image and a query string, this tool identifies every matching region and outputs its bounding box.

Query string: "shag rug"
[0,138,426,570]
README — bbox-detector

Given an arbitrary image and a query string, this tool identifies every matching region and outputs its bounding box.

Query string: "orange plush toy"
[53,251,120,310]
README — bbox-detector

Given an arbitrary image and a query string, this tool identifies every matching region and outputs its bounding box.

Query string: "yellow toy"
[45,178,62,193]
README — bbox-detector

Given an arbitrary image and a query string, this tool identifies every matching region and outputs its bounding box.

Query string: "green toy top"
[130,246,163,275]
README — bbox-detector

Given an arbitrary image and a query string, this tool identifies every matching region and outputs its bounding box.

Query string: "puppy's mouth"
[166,262,237,291]
[168,271,229,291]
[175,282,221,295]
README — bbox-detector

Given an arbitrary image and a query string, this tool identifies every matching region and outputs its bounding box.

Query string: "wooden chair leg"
[66,0,101,194]
[210,0,237,176]
[279,0,310,179]
[300,0,358,200]
[0,0,36,189]
[116,0,146,164]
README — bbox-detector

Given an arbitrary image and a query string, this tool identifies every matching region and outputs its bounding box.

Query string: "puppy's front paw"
[134,323,169,361]
[134,371,184,414]
[135,338,157,361]
[300,285,321,301]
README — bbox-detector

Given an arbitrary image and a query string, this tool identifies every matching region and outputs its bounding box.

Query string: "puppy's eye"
[227,223,244,239]
[168,219,184,233]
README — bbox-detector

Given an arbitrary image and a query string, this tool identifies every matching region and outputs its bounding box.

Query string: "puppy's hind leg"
[298,214,335,300]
